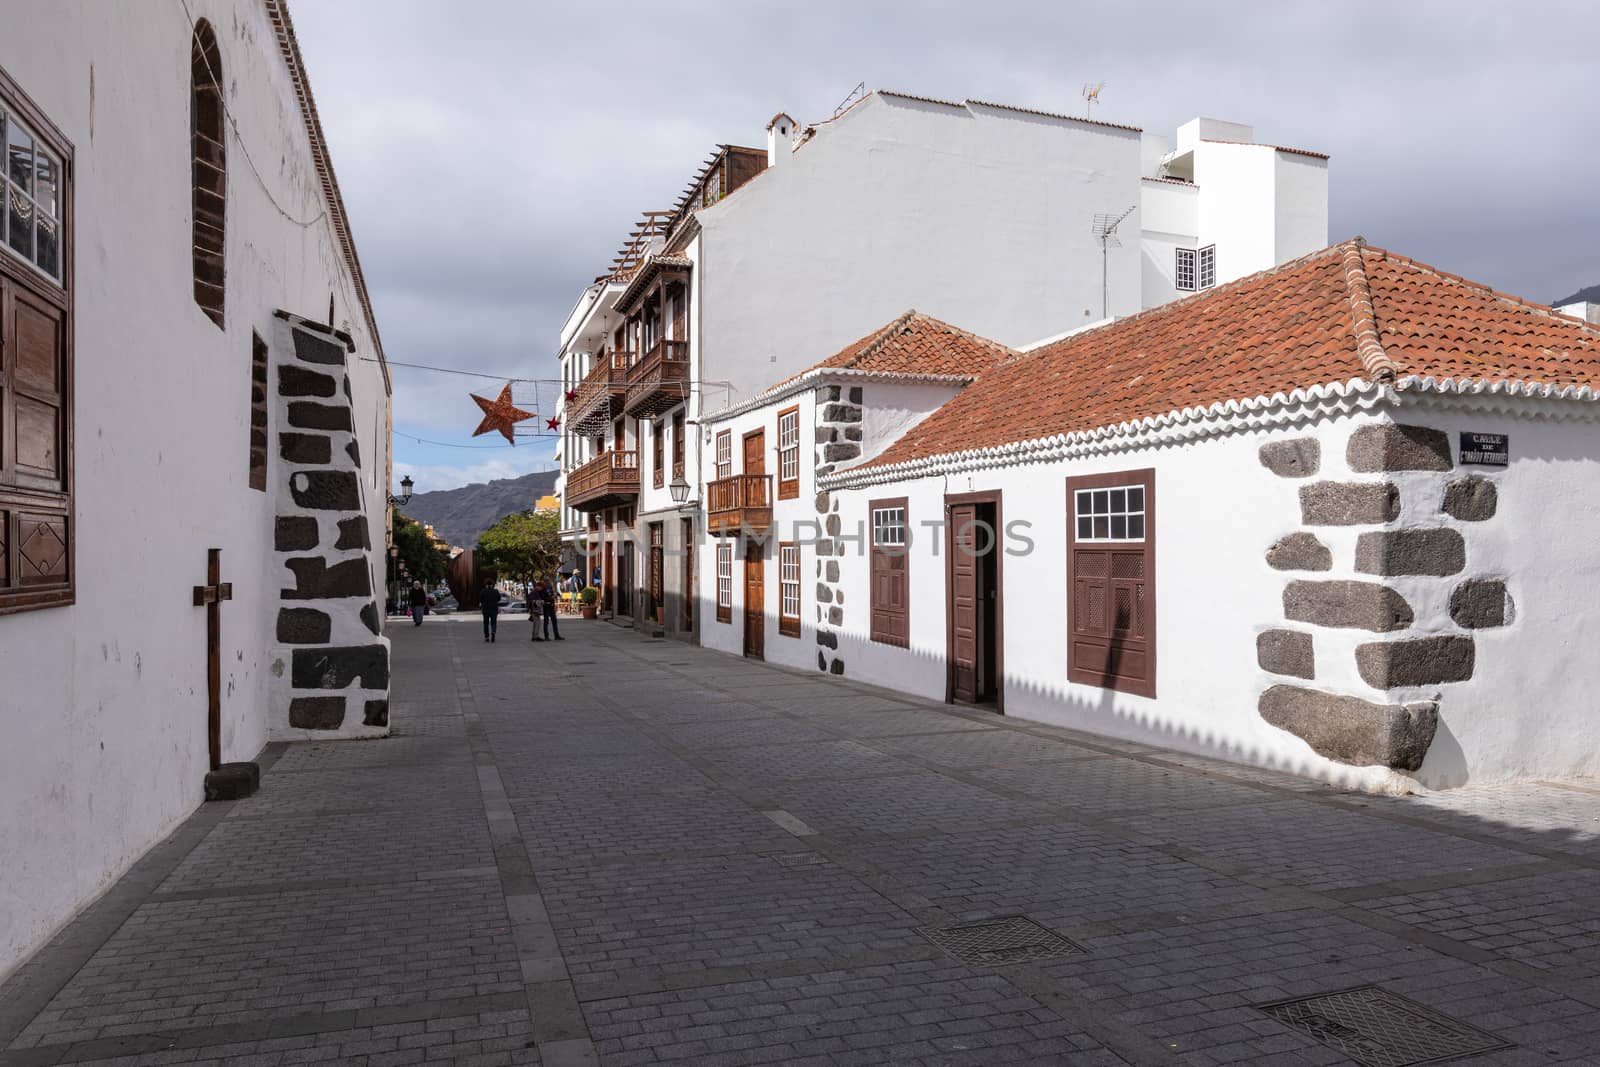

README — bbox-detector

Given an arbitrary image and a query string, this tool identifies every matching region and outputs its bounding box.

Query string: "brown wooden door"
[743,540,764,659]
[743,429,765,475]
[949,503,981,702]
[602,540,614,612]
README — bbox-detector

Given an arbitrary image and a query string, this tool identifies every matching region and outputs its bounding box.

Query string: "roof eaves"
[701,368,979,426]
[876,90,1142,133]
[1200,137,1330,161]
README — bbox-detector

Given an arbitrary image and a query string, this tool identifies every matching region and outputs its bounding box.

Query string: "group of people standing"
[478,577,563,643]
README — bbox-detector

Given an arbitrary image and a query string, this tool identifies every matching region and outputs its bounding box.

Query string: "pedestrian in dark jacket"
[480,579,502,642]
[528,581,546,641]
[408,581,427,626]
[539,578,563,641]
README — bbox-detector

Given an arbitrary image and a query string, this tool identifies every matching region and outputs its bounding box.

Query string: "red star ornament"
[565,388,579,403]
[469,383,535,444]
[546,415,561,431]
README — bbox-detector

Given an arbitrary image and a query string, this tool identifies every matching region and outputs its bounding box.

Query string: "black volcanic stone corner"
[282,557,372,599]
[360,601,381,635]
[336,517,371,550]
[293,328,347,366]
[291,470,361,510]
[346,439,361,467]
[274,516,319,552]
[287,402,352,432]
[363,699,389,727]
[278,364,338,397]
[292,645,389,690]
[280,432,332,465]
[276,607,332,644]
[289,696,346,730]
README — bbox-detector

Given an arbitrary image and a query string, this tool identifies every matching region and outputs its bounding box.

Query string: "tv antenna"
[1091,205,1137,318]
[833,81,867,117]
[1082,81,1106,118]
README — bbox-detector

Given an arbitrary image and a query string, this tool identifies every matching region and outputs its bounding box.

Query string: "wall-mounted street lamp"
[388,475,414,507]
[669,475,690,504]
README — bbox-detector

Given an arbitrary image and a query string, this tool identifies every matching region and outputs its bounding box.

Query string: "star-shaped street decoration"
[565,388,579,403]
[470,382,535,444]
[546,415,561,431]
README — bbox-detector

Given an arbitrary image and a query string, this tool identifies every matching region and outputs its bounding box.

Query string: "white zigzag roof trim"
[819,377,1389,490]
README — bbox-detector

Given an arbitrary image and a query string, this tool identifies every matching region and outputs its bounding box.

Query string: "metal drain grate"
[1257,985,1512,1067]
[917,916,1083,966]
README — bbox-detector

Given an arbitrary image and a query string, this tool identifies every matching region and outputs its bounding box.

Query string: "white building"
[553,91,1329,643]
[0,1,393,979]
[718,239,1600,792]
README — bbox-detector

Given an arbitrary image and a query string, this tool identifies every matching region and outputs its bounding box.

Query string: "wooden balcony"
[566,450,639,512]
[706,474,772,535]
[624,338,689,418]
[569,352,631,434]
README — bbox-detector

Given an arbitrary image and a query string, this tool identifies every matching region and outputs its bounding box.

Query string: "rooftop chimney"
[766,112,796,166]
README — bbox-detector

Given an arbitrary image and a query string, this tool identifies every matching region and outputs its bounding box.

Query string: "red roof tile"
[791,311,1016,383]
[860,241,1600,471]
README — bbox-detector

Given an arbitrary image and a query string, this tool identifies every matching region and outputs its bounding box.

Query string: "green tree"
[392,510,451,586]
[476,509,562,586]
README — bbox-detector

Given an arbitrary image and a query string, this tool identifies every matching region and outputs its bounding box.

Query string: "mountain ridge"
[400,469,558,547]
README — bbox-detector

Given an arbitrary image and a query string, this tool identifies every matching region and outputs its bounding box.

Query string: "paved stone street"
[6,620,1600,1065]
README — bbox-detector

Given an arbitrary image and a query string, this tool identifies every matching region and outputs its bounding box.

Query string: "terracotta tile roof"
[799,310,1017,381]
[860,240,1600,471]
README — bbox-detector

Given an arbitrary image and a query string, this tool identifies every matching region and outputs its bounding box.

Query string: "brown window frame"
[778,541,800,637]
[868,497,909,648]
[191,20,226,329]
[671,410,685,479]
[714,429,732,480]
[1066,468,1156,698]
[0,64,75,616]
[715,541,733,623]
[776,406,800,500]
[652,419,664,489]
[248,332,268,490]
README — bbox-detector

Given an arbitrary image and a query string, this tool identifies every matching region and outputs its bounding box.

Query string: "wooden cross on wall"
[192,548,233,772]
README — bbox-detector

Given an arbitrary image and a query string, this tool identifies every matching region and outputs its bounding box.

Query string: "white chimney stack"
[766,112,796,166]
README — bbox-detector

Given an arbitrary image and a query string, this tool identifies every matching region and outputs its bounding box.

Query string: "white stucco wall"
[699,94,1144,404]
[1194,141,1279,284]
[0,0,389,980]
[1137,180,1198,308]
[1273,152,1330,266]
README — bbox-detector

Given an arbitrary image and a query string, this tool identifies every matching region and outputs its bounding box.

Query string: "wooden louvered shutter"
[1067,471,1155,697]
[870,499,909,647]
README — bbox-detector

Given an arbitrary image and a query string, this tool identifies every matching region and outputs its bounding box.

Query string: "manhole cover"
[1257,985,1512,1067]
[916,916,1083,965]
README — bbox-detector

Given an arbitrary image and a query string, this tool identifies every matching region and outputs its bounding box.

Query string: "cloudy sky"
[291,1,1599,494]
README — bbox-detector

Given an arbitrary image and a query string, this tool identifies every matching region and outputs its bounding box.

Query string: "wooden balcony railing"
[624,338,690,418]
[706,473,773,535]
[565,450,639,512]
[569,351,631,433]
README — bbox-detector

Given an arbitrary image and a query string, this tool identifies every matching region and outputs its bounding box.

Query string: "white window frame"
[1073,485,1147,543]
[779,544,800,620]
[2,105,63,282]
[716,543,733,610]
[778,409,799,483]
[715,430,732,480]
[872,506,907,548]
[1198,244,1216,289]
[1174,247,1196,292]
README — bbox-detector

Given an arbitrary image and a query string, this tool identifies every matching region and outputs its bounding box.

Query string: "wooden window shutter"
[1066,470,1155,697]
[191,21,226,328]
[247,332,268,490]
[868,498,909,647]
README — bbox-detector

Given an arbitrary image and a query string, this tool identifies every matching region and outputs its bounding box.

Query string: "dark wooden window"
[647,522,663,624]
[681,517,693,629]
[248,332,268,490]
[652,419,664,489]
[671,410,685,479]
[1067,469,1155,698]
[191,20,225,328]
[714,429,731,479]
[777,406,799,500]
[778,542,800,637]
[0,66,73,615]
[715,542,732,623]
[667,283,686,341]
[869,498,909,647]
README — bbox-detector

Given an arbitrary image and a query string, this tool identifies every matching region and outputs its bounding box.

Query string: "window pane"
[1127,486,1144,511]
[6,118,32,194]
[34,148,57,217]
[8,182,32,259]
[1092,490,1108,514]
[1076,491,1091,515]
[1093,516,1109,538]
[1109,488,1125,511]
[35,211,57,276]
[1128,515,1144,540]
[1111,515,1126,539]
[1077,515,1091,539]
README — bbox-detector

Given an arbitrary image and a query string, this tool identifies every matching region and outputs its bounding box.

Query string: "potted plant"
[579,586,600,619]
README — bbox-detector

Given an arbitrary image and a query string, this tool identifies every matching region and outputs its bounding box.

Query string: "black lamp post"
[388,475,414,507]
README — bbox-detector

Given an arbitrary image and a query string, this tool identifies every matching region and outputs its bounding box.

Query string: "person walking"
[539,577,563,641]
[479,578,502,642]
[528,580,547,641]
[407,580,427,626]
